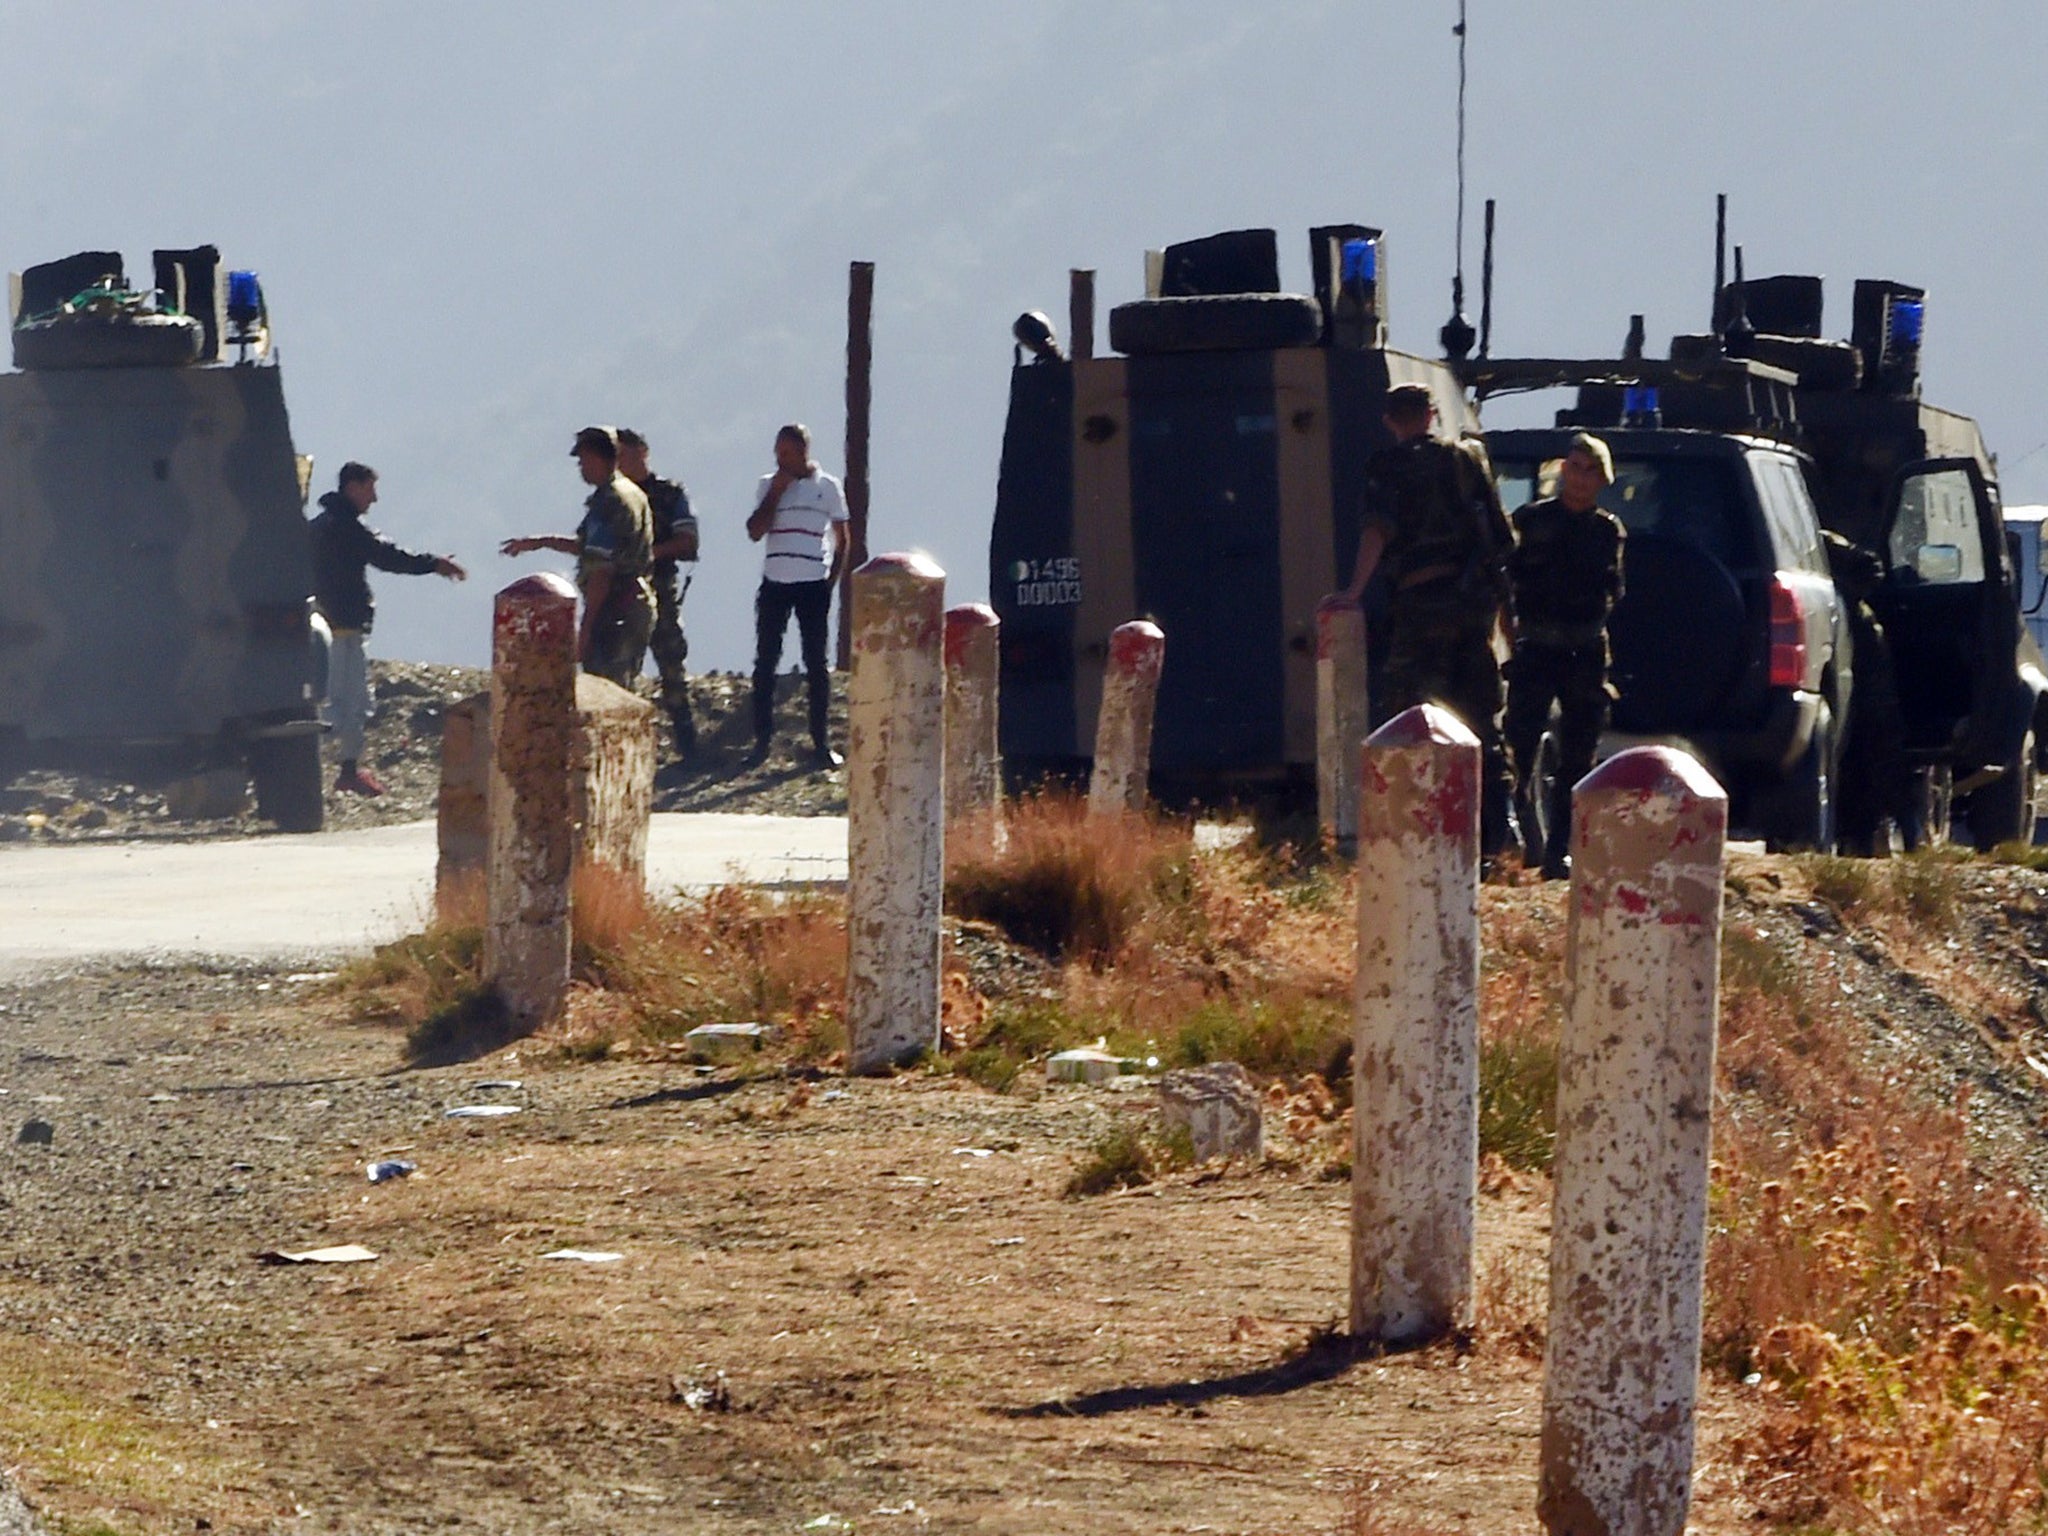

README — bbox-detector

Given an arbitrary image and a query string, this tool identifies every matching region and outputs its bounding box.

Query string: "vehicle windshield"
[1498,454,1753,568]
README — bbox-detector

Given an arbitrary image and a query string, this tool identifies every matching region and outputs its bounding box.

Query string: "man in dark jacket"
[308,462,466,796]
[1503,433,1626,878]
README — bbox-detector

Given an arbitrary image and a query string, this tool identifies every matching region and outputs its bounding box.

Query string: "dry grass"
[1705,889,2048,1533]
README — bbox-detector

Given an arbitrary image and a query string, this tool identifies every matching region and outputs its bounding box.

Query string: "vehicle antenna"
[1439,0,1477,361]
[1479,196,1495,358]
[1713,193,1727,336]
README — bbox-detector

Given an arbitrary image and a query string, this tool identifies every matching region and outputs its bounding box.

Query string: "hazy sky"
[6,1,2046,670]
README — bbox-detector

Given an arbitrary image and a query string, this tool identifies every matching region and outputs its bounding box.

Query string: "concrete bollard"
[1350,703,1479,1346]
[1539,747,1727,1536]
[846,553,947,1074]
[1315,595,1369,848]
[1088,620,1165,815]
[943,603,1002,823]
[485,574,580,1033]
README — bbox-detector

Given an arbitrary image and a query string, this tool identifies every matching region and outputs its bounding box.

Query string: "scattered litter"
[305,1099,331,1110]
[283,971,336,984]
[366,1159,417,1184]
[30,1094,63,1105]
[802,1518,852,1533]
[471,1079,523,1092]
[873,1501,921,1517]
[146,1092,177,1104]
[674,1372,733,1411]
[952,1147,995,1158]
[256,1244,377,1265]
[542,1249,623,1263]
[445,1104,521,1119]
[820,1089,850,1102]
[15,1119,53,1146]
[683,1022,779,1061]
[2026,1055,2048,1084]
[990,1237,1025,1247]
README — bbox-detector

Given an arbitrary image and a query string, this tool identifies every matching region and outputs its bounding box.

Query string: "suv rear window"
[1498,455,1754,569]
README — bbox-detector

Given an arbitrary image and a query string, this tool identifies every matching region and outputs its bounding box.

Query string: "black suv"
[1487,425,1851,850]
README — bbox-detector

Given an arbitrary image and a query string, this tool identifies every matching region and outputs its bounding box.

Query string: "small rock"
[16,1119,54,1146]
[1159,1062,1264,1163]
[683,1022,780,1061]
[1046,1047,1126,1084]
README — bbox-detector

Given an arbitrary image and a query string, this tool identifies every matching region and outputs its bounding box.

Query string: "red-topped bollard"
[1088,620,1165,815]
[1351,703,1479,1345]
[1539,747,1727,1536]
[1315,595,1369,847]
[944,604,1001,823]
[486,573,580,1032]
[847,553,947,1074]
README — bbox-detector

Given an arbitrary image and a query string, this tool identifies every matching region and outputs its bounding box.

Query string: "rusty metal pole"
[1539,747,1727,1536]
[835,259,875,670]
[1088,620,1165,816]
[944,603,1001,823]
[1069,268,1096,362]
[1350,703,1480,1345]
[846,553,946,1074]
[1316,595,1369,848]
[484,573,580,1032]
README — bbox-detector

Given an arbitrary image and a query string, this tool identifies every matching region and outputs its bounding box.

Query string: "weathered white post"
[1088,619,1165,815]
[485,573,580,1032]
[943,603,1001,823]
[1316,595,1369,848]
[846,552,946,1074]
[1539,747,1727,1536]
[1350,703,1480,1344]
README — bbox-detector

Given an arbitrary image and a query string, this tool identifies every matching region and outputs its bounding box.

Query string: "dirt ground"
[0,957,1783,1536]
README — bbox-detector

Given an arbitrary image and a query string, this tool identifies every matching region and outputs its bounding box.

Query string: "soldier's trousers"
[584,590,654,692]
[649,582,694,746]
[1504,641,1612,865]
[1376,601,1517,857]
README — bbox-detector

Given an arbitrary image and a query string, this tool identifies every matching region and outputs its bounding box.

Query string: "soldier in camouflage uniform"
[500,426,655,689]
[1503,433,1627,879]
[617,428,699,757]
[1341,381,1520,860]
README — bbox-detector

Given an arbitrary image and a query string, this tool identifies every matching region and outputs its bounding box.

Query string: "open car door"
[1873,457,2014,771]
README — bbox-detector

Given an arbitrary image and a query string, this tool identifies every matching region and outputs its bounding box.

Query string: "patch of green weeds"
[1479,1026,1558,1173]
[1167,997,1349,1079]
[1064,1121,1196,1198]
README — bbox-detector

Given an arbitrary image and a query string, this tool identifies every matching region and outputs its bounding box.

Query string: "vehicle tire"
[1107,294,1323,355]
[1761,703,1837,853]
[249,733,324,834]
[1963,725,2039,849]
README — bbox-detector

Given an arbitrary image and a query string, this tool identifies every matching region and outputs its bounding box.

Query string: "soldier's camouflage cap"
[571,425,619,458]
[1568,432,1614,483]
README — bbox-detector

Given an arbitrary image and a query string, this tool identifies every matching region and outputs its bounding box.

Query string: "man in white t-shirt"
[746,422,849,767]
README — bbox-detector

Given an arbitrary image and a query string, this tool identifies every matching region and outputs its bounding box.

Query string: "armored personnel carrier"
[989,225,1474,796]
[0,246,328,831]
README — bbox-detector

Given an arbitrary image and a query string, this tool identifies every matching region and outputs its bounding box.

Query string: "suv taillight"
[1768,578,1807,688]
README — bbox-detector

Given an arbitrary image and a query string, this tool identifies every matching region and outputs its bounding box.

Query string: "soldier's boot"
[1541,782,1574,881]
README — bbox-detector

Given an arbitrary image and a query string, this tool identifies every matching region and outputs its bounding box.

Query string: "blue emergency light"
[1889,298,1925,350]
[1341,238,1377,285]
[226,270,262,328]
